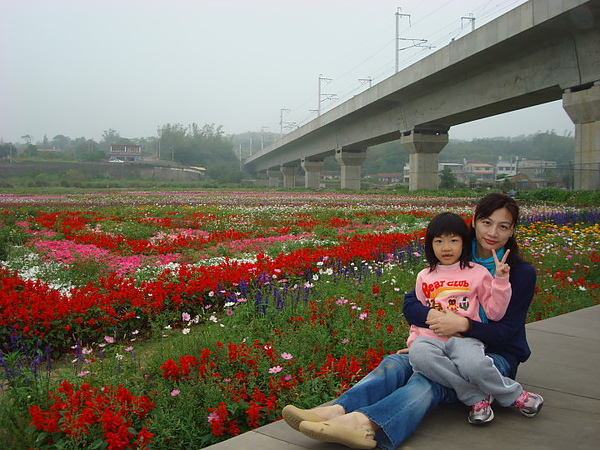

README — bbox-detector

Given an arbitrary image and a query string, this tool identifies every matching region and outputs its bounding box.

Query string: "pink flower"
[269,365,283,374]
[104,336,115,344]
[359,312,368,320]
[281,352,293,360]
[124,346,134,352]
[171,389,180,396]
[181,312,191,322]
[207,412,219,423]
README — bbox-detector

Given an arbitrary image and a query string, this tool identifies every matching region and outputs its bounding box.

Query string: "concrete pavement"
[205,305,600,449]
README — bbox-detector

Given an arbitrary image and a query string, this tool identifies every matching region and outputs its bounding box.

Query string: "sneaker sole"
[521,400,544,418]
[468,409,494,425]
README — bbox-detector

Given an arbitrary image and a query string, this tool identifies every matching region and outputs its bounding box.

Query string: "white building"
[109,143,142,162]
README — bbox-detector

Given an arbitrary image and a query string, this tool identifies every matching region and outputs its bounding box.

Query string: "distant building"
[375,173,403,184]
[496,156,517,178]
[439,161,463,176]
[517,159,558,179]
[109,143,141,162]
[464,162,495,186]
[400,157,559,188]
[402,161,464,186]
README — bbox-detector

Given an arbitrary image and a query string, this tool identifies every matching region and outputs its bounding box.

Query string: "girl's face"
[474,207,514,258]
[432,233,463,266]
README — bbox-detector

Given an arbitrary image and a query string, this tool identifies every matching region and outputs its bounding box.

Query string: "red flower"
[159,359,181,381]
[105,424,131,450]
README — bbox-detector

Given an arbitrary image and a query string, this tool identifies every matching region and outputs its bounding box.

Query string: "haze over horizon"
[1,0,575,145]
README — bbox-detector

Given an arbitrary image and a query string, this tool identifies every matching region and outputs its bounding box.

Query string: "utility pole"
[359,77,372,88]
[280,108,290,137]
[318,74,336,116]
[395,8,411,73]
[461,13,475,32]
[395,7,432,73]
[260,126,269,150]
[157,128,162,160]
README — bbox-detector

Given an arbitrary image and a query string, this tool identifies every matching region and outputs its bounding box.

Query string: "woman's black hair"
[471,192,524,266]
[424,212,472,272]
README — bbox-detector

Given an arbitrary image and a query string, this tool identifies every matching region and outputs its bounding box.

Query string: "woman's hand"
[426,307,470,336]
[396,348,410,354]
[494,248,510,278]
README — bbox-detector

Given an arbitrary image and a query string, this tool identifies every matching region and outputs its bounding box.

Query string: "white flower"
[182,328,191,334]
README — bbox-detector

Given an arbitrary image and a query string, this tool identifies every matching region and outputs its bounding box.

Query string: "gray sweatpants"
[409,336,523,407]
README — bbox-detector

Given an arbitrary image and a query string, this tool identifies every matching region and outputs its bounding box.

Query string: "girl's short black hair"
[424,212,472,271]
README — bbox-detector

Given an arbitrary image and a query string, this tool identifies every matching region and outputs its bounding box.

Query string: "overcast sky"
[1,0,575,145]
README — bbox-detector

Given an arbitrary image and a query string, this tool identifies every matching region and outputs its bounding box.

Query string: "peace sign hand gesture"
[493,248,510,278]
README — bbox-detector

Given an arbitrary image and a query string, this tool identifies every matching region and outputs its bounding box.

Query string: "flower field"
[0,190,598,449]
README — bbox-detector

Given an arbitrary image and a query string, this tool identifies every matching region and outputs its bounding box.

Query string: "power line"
[276,1,530,135]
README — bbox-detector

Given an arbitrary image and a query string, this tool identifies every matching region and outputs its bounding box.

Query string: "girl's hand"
[493,248,510,278]
[426,307,470,336]
[396,348,410,354]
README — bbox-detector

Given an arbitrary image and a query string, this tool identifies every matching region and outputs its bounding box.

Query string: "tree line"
[1,127,574,181]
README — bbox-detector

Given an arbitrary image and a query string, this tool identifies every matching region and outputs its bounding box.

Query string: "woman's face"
[473,207,515,258]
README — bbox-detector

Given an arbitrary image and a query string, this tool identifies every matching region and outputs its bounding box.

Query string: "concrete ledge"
[205,305,600,449]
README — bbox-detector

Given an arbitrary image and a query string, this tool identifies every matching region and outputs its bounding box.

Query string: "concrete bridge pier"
[400,130,449,191]
[301,158,324,189]
[266,168,281,187]
[563,82,600,190]
[280,165,297,189]
[335,148,367,190]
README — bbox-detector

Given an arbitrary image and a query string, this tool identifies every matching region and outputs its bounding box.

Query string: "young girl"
[407,212,543,424]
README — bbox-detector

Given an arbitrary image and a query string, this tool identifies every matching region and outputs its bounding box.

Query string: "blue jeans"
[334,353,512,450]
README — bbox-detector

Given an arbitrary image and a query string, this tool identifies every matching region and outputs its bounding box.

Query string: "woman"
[282,193,537,450]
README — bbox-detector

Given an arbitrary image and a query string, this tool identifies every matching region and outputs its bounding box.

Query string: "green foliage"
[439,166,458,189]
[160,123,235,167]
[0,224,30,260]
[0,339,52,450]
[443,131,574,165]
[98,220,159,241]
[63,258,114,287]
[517,188,600,206]
[363,141,408,175]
